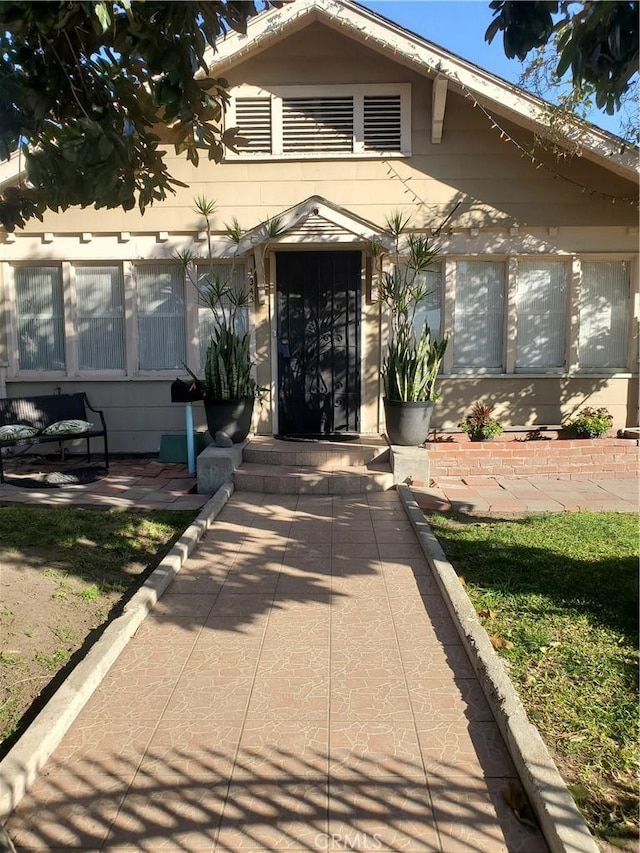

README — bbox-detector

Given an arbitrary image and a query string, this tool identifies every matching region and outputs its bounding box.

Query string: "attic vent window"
[364,94,402,151]
[235,98,272,153]
[282,97,353,152]
[228,84,410,159]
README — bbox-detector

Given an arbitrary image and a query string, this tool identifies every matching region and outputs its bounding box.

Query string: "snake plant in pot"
[375,213,448,445]
[177,196,260,443]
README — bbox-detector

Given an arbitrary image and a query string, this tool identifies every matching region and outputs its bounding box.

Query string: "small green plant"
[564,406,613,438]
[459,401,504,441]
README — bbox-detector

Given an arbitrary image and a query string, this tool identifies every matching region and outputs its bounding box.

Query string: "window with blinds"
[75,265,126,370]
[14,266,66,371]
[579,261,629,369]
[516,261,569,371]
[135,264,186,370]
[228,84,409,157]
[197,263,249,369]
[453,261,505,370]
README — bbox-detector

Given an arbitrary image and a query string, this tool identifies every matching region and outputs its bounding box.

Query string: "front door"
[276,251,361,437]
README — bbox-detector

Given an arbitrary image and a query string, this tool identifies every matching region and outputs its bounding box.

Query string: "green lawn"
[424,511,639,843]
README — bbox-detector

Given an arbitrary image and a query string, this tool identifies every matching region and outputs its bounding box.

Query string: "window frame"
[576,257,632,373]
[226,83,412,160]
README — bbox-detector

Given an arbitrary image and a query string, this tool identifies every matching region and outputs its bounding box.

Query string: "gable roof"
[207,0,638,181]
[235,195,392,254]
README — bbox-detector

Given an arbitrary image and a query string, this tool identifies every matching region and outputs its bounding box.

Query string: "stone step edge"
[234,463,394,493]
[243,447,390,468]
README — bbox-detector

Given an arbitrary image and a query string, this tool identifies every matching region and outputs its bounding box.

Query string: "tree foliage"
[486,2,639,115]
[0,1,270,231]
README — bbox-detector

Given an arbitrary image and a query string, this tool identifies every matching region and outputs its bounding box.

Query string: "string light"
[454,76,638,208]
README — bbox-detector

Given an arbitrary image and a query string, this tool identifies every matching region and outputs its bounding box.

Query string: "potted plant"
[459,401,504,442]
[564,406,613,438]
[373,213,448,446]
[177,196,260,443]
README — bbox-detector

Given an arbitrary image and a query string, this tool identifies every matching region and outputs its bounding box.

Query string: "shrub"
[564,406,613,438]
[459,401,504,440]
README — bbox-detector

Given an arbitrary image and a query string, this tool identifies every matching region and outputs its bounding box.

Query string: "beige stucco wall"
[1,21,638,451]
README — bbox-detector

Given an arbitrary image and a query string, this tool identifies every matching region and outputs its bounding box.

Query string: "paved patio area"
[5,490,550,852]
[0,456,208,510]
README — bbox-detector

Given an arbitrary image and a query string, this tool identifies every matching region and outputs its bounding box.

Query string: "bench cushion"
[42,419,94,436]
[0,424,39,441]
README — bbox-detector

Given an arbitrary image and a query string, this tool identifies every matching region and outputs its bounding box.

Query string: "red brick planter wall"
[424,434,638,479]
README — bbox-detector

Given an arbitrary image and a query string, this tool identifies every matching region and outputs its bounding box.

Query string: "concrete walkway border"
[0,482,235,822]
[397,483,599,853]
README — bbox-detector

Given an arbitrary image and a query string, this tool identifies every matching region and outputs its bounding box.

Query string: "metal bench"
[0,392,109,483]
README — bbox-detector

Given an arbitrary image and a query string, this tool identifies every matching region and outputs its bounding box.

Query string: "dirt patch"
[0,506,197,752]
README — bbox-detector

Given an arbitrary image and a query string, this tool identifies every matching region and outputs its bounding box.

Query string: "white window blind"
[136,264,186,370]
[516,261,568,371]
[75,265,125,370]
[235,98,272,153]
[579,261,629,369]
[14,266,66,371]
[453,261,505,370]
[282,97,354,153]
[198,264,248,368]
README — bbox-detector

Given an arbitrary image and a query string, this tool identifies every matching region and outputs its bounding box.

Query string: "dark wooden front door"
[276,251,361,437]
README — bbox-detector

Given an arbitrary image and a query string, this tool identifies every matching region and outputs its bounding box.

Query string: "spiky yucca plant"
[377,215,448,401]
[176,195,259,401]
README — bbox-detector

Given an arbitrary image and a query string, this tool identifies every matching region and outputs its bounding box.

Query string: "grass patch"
[0,505,198,746]
[424,511,638,842]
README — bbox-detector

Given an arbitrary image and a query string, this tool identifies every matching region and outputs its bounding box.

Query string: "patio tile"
[395,614,463,647]
[245,676,329,721]
[138,721,243,780]
[255,643,329,678]
[47,719,156,778]
[429,777,548,853]
[217,780,328,850]
[415,720,516,778]
[233,719,329,778]
[400,644,476,680]
[181,642,263,679]
[329,722,425,780]
[5,772,126,851]
[408,677,494,722]
[103,779,227,851]
[330,678,413,722]
[162,676,254,721]
[111,641,195,680]
[331,643,403,679]
[327,781,439,851]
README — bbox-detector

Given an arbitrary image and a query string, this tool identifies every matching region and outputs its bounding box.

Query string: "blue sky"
[359,1,621,136]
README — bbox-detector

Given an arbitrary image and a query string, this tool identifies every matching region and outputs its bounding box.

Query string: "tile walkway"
[5,490,550,852]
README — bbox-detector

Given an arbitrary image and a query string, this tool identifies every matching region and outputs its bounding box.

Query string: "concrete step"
[242,435,390,469]
[234,460,394,495]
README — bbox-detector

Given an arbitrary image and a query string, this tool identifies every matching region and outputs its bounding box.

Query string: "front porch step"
[234,460,394,495]
[242,435,390,469]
